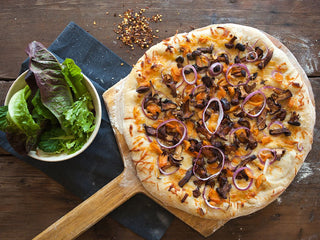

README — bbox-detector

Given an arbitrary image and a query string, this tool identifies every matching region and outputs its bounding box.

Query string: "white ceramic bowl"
[5,70,102,162]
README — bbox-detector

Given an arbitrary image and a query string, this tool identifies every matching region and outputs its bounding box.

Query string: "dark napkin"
[0,22,173,240]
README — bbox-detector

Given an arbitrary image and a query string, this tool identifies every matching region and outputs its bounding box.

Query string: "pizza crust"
[119,24,315,220]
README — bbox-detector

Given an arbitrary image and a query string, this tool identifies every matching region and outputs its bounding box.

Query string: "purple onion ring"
[203,98,224,135]
[156,119,187,149]
[241,90,266,117]
[225,63,251,87]
[257,148,277,165]
[232,167,254,191]
[182,64,197,85]
[208,62,223,76]
[193,145,225,181]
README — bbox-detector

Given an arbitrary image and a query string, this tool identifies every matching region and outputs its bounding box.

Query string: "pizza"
[110,24,315,220]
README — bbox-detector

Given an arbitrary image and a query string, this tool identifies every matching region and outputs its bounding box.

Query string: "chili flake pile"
[114,8,162,49]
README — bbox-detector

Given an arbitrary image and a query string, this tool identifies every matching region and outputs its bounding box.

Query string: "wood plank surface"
[0,0,319,239]
[0,0,319,79]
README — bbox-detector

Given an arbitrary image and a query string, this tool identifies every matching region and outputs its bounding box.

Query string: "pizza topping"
[216,170,232,199]
[272,89,293,103]
[269,127,291,136]
[162,73,177,97]
[231,87,242,105]
[258,148,277,164]
[175,55,184,68]
[226,64,250,87]
[193,145,225,181]
[182,64,197,85]
[288,111,301,126]
[232,167,254,191]
[202,184,224,210]
[256,108,268,130]
[271,109,287,121]
[192,188,201,198]
[241,90,267,117]
[178,168,193,187]
[236,154,257,170]
[203,98,224,135]
[144,124,157,137]
[267,120,292,137]
[235,43,246,51]
[156,119,187,149]
[158,153,180,175]
[220,98,231,111]
[142,92,160,120]
[245,51,258,62]
[258,48,273,69]
[225,36,237,49]
[266,97,281,115]
[160,99,177,111]
[197,44,214,54]
[136,85,150,93]
[208,62,223,76]
[297,143,303,152]
[181,193,189,203]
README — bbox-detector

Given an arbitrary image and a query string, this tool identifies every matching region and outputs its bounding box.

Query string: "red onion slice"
[182,64,197,85]
[297,143,303,152]
[246,51,258,62]
[191,84,205,96]
[202,185,221,210]
[203,98,224,135]
[249,39,270,60]
[193,145,225,181]
[241,90,266,117]
[225,64,250,87]
[156,119,187,149]
[181,84,195,98]
[268,120,284,130]
[258,148,277,165]
[228,126,250,142]
[208,62,223,76]
[232,167,254,191]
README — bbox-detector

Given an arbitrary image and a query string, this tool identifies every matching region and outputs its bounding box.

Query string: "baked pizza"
[113,24,315,220]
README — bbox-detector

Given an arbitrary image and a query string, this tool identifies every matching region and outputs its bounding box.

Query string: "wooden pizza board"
[32,32,313,240]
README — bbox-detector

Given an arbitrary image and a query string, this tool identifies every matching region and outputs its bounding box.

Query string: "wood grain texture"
[0,0,319,79]
[0,0,319,239]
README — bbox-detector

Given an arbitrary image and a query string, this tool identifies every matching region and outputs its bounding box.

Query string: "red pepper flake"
[114,8,162,50]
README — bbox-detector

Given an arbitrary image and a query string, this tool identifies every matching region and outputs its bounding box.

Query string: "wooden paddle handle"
[33,169,141,240]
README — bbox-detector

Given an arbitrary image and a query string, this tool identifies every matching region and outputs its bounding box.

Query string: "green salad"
[0,41,96,155]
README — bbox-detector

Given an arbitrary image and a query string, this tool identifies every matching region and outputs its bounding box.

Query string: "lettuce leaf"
[31,89,57,124]
[7,86,40,136]
[37,127,67,153]
[4,86,41,154]
[61,58,87,100]
[26,41,73,124]
[60,95,95,153]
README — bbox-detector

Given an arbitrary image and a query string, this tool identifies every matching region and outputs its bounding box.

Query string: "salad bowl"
[4,70,102,162]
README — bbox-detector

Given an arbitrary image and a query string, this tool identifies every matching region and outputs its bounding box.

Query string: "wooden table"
[0,1,319,239]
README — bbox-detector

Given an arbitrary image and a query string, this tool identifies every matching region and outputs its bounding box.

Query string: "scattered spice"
[114,8,162,49]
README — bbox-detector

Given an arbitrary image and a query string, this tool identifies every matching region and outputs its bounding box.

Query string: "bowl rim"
[5,70,102,162]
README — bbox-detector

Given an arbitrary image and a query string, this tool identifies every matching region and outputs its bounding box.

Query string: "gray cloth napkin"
[1,21,173,240]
